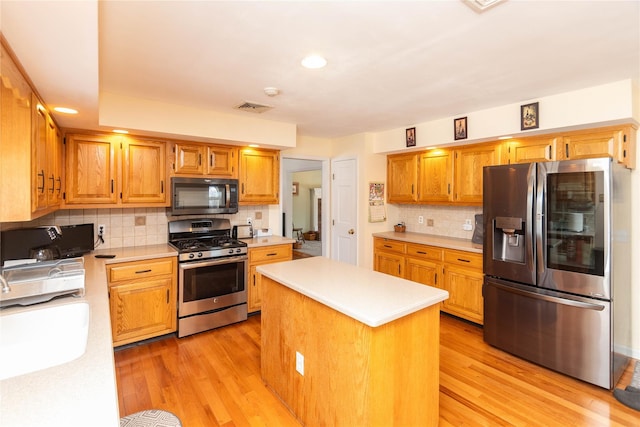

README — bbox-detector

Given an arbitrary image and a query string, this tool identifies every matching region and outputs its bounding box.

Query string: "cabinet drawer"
[108,258,175,283]
[249,244,292,263]
[374,238,406,254]
[444,250,482,270]
[406,243,442,261]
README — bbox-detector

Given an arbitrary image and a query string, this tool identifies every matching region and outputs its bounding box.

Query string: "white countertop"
[257,257,448,327]
[0,244,177,427]
[240,235,296,247]
[373,231,483,254]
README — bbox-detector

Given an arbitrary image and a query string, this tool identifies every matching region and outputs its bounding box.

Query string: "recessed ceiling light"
[301,54,327,69]
[462,0,506,13]
[113,129,129,134]
[53,107,78,114]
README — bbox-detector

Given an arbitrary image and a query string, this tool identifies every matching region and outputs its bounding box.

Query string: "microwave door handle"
[225,184,231,208]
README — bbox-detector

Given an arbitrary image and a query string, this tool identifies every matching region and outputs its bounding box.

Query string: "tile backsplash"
[388,205,483,240]
[0,206,269,250]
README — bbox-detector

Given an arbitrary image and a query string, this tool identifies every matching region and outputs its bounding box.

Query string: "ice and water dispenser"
[492,216,525,263]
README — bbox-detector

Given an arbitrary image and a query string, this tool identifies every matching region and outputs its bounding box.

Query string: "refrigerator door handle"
[526,163,536,283]
[535,163,545,277]
[489,281,605,311]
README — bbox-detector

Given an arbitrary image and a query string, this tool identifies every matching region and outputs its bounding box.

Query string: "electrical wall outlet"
[98,224,106,235]
[296,351,304,376]
[462,219,473,231]
[418,215,424,224]
[246,217,252,225]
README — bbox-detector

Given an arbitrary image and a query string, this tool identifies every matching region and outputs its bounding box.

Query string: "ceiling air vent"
[234,101,273,114]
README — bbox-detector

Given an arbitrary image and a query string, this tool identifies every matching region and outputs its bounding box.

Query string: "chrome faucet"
[1,274,10,293]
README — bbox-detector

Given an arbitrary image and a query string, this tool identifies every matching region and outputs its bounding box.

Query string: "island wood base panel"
[260,276,440,426]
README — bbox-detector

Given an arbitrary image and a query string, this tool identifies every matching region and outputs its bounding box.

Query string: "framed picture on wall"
[521,102,539,130]
[406,127,416,147]
[454,116,467,140]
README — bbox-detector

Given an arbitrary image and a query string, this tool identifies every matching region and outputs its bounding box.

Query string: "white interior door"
[331,158,357,265]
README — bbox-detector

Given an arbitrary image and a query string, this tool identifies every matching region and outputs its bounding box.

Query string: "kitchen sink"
[0,300,90,380]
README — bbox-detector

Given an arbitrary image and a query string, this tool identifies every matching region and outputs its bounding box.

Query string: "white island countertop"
[0,244,177,427]
[257,257,448,327]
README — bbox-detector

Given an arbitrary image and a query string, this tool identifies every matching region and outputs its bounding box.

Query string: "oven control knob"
[228,249,234,254]
[189,253,195,259]
[235,248,242,254]
[197,252,203,258]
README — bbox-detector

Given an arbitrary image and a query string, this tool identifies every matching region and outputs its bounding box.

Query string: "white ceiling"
[1,0,639,142]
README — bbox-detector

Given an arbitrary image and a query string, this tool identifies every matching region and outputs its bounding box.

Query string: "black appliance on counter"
[168,218,248,337]
[1,224,94,266]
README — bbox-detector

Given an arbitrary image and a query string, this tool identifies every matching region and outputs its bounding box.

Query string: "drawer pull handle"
[267,253,277,256]
[417,251,427,254]
[457,258,470,263]
[384,245,392,249]
[135,269,152,274]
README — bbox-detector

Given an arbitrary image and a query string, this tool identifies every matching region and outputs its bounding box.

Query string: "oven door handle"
[178,255,247,270]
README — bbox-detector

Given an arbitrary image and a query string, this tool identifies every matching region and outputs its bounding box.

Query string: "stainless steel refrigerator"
[483,157,631,389]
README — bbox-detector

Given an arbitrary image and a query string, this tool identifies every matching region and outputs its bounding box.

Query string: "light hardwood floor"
[114,313,639,426]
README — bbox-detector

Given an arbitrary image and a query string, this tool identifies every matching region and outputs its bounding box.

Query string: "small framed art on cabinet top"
[406,127,416,147]
[454,117,467,140]
[521,102,539,130]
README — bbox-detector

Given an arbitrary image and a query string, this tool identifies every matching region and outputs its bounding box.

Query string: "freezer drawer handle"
[489,281,605,311]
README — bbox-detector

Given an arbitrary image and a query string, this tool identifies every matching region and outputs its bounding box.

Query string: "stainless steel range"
[168,218,248,337]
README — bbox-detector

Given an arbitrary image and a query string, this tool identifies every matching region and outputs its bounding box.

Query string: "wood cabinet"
[172,142,238,178]
[442,249,483,324]
[453,143,500,204]
[107,257,177,347]
[239,148,280,204]
[373,237,406,278]
[0,41,64,222]
[65,133,167,207]
[417,149,452,203]
[387,153,418,203]
[247,243,292,313]
[373,237,483,324]
[558,126,636,168]
[505,136,559,164]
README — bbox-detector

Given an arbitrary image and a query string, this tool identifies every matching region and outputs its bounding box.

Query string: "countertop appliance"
[171,177,239,216]
[482,157,631,389]
[168,218,248,337]
[232,224,253,239]
[0,258,85,307]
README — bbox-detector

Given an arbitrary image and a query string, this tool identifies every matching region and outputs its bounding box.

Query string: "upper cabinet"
[172,142,238,178]
[239,148,280,205]
[387,153,418,203]
[0,42,62,222]
[387,125,636,206]
[558,126,636,168]
[65,133,168,207]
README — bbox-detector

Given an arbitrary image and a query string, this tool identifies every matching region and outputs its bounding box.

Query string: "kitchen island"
[257,257,449,427]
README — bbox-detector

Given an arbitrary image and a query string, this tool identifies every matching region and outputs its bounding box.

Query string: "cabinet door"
[248,265,261,313]
[454,144,499,204]
[109,277,176,346]
[442,264,484,324]
[48,119,63,207]
[374,250,405,278]
[122,137,167,204]
[406,257,441,288]
[32,101,48,211]
[506,137,558,164]
[239,148,279,204]
[174,143,205,174]
[387,153,417,203]
[417,149,452,203]
[248,244,293,313]
[559,128,625,162]
[207,145,238,177]
[65,134,118,204]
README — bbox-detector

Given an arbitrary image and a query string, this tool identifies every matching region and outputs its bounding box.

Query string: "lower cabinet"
[373,237,483,324]
[107,257,177,347]
[247,244,292,313]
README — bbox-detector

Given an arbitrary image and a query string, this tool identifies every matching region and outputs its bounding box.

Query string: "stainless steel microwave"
[171,177,239,215]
